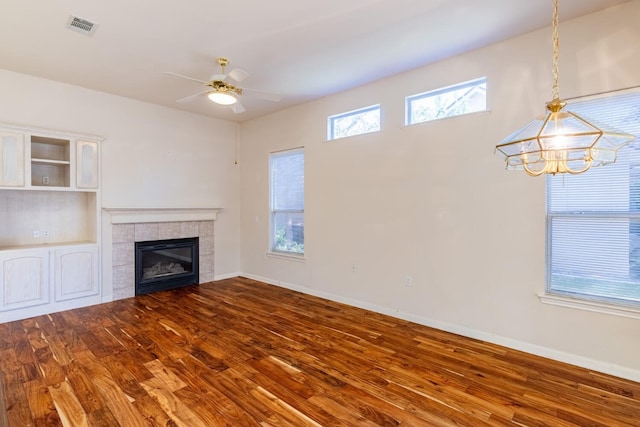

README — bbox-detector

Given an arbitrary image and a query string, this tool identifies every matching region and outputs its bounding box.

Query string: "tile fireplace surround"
[104,208,220,300]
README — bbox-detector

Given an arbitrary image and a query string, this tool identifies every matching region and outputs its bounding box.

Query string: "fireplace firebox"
[135,237,199,295]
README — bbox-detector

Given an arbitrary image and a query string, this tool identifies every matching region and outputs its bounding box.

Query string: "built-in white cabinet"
[0,244,101,322]
[0,248,50,312]
[0,131,25,187]
[0,123,102,322]
[76,140,99,189]
[0,126,100,191]
[55,244,99,301]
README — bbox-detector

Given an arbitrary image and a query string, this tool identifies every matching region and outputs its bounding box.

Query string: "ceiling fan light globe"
[208,91,237,105]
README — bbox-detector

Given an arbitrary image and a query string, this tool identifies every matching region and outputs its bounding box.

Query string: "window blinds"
[546,89,640,306]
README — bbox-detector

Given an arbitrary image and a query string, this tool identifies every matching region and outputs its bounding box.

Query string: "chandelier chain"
[552,0,560,100]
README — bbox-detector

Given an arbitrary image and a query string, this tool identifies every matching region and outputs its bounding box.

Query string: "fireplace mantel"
[104,208,221,224]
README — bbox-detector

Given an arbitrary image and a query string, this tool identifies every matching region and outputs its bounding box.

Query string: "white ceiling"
[0,0,629,123]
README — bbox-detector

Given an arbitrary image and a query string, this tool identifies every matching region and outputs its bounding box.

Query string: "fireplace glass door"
[135,237,199,295]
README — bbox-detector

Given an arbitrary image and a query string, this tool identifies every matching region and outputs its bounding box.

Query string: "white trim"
[104,207,221,224]
[214,272,242,281]
[265,251,306,263]
[538,293,640,320]
[1,121,103,141]
[240,273,640,383]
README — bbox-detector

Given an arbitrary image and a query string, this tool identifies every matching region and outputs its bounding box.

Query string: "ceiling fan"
[164,57,282,113]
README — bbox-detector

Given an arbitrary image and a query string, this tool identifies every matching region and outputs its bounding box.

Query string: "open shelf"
[0,190,97,248]
[30,135,71,187]
[32,158,71,165]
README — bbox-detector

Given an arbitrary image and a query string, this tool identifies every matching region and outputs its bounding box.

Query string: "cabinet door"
[76,140,99,189]
[54,245,99,301]
[0,131,25,187]
[0,249,50,311]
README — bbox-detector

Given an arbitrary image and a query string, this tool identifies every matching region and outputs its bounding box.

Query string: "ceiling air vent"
[66,15,98,36]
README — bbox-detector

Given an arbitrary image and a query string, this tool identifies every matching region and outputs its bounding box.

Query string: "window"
[270,148,304,255]
[406,77,487,125]
[328,104,380,140]
[546,88,640,310]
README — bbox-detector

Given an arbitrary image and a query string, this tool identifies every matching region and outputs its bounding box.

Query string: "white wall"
[0,70,241,284]
[239,1,640,380]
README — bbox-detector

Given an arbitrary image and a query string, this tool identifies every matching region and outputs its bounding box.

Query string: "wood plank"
[140,381,208,427]
[90,375,150,427]
[250,385,323,427]
[172,386,236,427]
[0,370,6,427]
[85,407,122,427]
[0,349,33,426]
[62,360,106,413]
[130,393,173,426]
[143,359,187,392]
[48,380,89,427]
[23,379,54,420]
[234,357,343,426]
[73,350,150,427]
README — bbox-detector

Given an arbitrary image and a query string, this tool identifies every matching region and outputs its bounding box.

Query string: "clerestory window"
[406,77,487,125]
[328,105,381,140]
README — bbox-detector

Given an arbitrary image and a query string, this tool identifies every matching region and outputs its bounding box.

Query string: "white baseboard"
[214,272,243,281]
[239,273,640,383]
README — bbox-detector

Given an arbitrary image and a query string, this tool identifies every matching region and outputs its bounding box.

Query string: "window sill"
[538,293,640,319]
[265,251,306,263]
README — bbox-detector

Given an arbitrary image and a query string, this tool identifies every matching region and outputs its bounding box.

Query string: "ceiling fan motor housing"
[210,80,242,95]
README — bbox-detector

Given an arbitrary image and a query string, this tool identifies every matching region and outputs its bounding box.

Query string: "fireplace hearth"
[135,237,199,295]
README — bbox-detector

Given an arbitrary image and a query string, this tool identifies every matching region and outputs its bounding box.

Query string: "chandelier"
[494,0,635,176]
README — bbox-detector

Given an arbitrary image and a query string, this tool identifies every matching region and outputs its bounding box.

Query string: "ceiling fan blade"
[242,87,282,102]
[164,71,208,85]
[228,68,249,82]
[176,90,209,103]
[231,101,246,114]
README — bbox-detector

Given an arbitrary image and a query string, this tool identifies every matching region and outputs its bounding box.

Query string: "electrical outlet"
[43,230,50,238]
[42,176,50,185]
[33,230,40,238]
[405,276,413,287]
[351,264,356,273]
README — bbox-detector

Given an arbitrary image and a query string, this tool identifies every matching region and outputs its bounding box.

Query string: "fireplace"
[135,237,199,295]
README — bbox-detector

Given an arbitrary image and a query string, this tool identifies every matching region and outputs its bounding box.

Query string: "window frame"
[542,87,640,318]
[269,147,305,257]
[327,104,381,141]
[405,77,487,126]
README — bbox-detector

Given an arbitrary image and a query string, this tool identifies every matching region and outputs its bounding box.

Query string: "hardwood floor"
[1,277,639,426]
